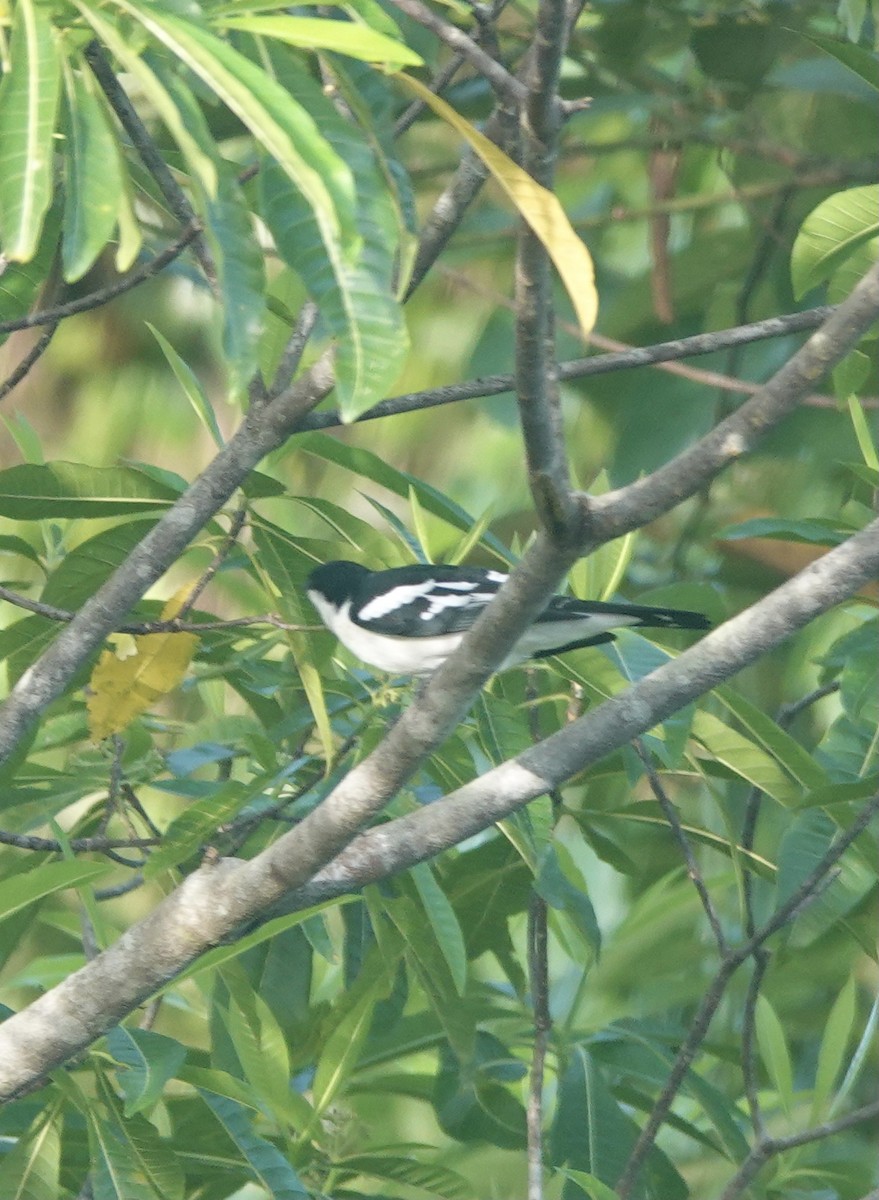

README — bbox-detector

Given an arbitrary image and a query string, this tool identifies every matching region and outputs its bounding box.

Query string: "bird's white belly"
[309,592,465,674]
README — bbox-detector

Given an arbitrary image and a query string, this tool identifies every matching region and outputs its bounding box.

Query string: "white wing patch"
[418,590,495,620]
[358,577,496,622]
[358,581,439,621]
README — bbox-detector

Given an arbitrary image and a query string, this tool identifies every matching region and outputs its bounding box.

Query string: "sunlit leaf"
[218,14,423,67]
[0,0,60,260]
[398,74,598,337]
[791,185,879,298]
[60,59,123,282]
[87,621,198,741]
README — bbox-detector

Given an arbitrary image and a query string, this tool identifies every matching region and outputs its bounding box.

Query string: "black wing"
[351,564,508,638]
[537,595,710,631]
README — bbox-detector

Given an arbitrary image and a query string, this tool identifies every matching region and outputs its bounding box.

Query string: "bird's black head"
[306,560,368,605]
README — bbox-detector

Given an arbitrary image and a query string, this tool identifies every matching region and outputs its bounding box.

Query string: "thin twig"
[633,738,727,953]
[513,0,579,544]
[267,301,318,402]
[389,0,527,107]
[301,305,836,430]
[178,505,248,618]
[0,584,317,634]
[717,1098,879,1200]
[615,791,879,1198]
[0,225,201,335]
[0,323,60,402]
[83,41,216,288]
[739,678,841,1134]
[0,829,158,853]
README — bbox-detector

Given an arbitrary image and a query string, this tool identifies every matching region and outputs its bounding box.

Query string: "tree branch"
[717,1099,879,1200]
[513,0,580,541]
[301,305,836,430]
[1,517,876,1102]
[0,224,202,336]
[389,0,527,107]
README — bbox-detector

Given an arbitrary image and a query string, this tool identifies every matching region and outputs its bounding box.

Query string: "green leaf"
[535,842,602,957]
[200,1091,309,1198]
[0,1109,60,1200]
[73,0,218,198]
[87,1112,158,1200]
[714,685,830,793]
[109,0,357,245]
[0,0,61,261]
[250,520,334,762]
[41,519,158,610]
[296,432,511,558]
[219,14,423,67]
[155,69,266,400]
[0,533,42,566]
[60,59,123,282]
[257,55,408,419]
[847,394,879,471]
[718,516,849,546]
[0,204,62,324]
[148,325,224,449]
[336,1152,471,1199]
[107,1027,187,1117]
[312,975,381,1113]
[89,1089,185,1200]
[143,775,272,877]
[410,862,468,995]
[799,31,879,91]
[791,185,879,298]
[0,462,181,519]
[811,974,857,1122]
[555,1171,619,1200]
[173,899,356,985]
[690,711,800,806]
[755,993,795,1116]
[218,969,312,1127]
[551,1046,686,1199]
[0,859,110,924]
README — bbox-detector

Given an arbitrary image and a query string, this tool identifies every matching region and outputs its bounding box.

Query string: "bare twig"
[513,0,580,543]
[0,225,202,336]
[0,582,317,635]
[0,829,158,853]
[633,738,727,953]
[301,305,836,430]
[0,323,60,402]
[389,0,527,107]
[178,505,247,618]
[615,790,879,1198]
[83,41,216,288]
[717,1099,879,1200]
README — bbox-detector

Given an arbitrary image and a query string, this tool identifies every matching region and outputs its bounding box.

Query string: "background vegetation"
[0,0,876,1197]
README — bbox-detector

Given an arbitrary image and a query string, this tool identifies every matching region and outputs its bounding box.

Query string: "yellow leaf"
[87,629,198,741]
[397,74,598,337]
[161,582,199,620]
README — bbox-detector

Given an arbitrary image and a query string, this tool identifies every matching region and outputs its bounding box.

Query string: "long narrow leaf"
[0,0,61,260]
[398,74,598,336]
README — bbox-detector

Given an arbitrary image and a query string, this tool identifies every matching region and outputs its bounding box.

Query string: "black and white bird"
[306,560,709,676]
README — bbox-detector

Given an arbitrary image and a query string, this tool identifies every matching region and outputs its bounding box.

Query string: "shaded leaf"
[0,462,180,519]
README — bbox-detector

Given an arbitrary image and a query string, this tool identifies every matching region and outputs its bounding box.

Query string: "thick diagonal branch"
[0,517,875,1102]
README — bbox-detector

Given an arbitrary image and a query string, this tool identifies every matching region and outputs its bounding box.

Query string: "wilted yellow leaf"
[398,75,598,337]
[87,627,198,740]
